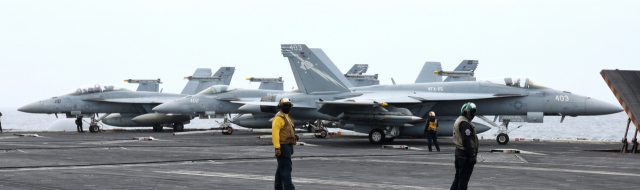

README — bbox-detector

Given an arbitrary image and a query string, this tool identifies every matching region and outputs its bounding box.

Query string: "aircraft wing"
[409,92,524,101]
[84,97,174,104]
[317,92,525,117]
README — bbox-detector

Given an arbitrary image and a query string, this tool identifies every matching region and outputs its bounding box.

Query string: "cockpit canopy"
[197,85,236,94]
[483,76,548,89]
[66,84,128,95]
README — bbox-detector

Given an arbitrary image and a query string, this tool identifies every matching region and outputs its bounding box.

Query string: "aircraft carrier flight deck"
[0,130,637,190]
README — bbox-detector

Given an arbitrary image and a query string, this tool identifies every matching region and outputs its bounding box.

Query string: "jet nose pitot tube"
[585,98,623,115]
[18,101,44,113]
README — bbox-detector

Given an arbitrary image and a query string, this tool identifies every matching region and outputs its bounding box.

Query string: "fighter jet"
[232,44,623,144]
[152,64,382,135]
[18,67,235,132]
[231,60,480,132]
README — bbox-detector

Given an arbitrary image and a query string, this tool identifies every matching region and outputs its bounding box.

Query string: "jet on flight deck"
[152,64,379,135]
[231,44,623,144]
[18,67,235,132]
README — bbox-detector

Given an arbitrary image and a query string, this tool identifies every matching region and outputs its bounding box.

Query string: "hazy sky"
[1,0,639,108]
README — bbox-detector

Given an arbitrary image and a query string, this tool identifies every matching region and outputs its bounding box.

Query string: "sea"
[0,107,636,141]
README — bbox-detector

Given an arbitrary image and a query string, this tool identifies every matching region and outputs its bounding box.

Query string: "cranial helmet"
[428,111,436,117]
[460,102,477,119]
[278,98,293,114]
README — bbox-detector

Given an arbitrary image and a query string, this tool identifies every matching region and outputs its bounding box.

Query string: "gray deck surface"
[0,131,638,190]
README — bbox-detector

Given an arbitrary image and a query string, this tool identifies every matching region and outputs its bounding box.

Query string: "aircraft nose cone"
[18,101,43,113]
[585,98,623,115]
[152,102,178,113]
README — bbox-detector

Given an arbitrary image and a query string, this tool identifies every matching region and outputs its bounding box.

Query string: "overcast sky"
[1,0,638,108]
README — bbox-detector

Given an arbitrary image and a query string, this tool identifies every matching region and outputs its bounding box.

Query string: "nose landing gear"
[88,113,111,133]
[476,116,523,145]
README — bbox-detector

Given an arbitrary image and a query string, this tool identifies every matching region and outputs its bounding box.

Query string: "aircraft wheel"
[497,133,509,145]
[315,129,327,138]
[89,125,99,133]
[173,123,184,132]
[153,125,163,132]
[368,129,385,144]
[383,137,394,142]
[222,127,233,135]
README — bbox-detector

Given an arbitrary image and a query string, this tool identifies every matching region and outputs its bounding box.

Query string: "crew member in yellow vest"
[424,111,440,152]
[272,98,298,190]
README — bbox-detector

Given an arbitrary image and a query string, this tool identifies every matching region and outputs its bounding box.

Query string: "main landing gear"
[173,123,184,132]
[368,126,399,144]
[153,125,163,132]
[302,120,328,138]
[217,114,242,135]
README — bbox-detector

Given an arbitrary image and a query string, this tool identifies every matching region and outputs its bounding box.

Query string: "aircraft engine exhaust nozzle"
[585,98,624,115]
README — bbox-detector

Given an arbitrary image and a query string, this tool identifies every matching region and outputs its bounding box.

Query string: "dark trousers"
[450,156,475,190]
[426,130,440,151]
[0,122,2,133]
[77,124,83,132]
[275,144,295,190]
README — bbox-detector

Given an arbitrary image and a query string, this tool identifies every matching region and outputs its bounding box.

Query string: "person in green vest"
[451,102,479,190]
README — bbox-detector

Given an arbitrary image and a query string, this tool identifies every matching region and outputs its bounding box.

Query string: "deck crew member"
[75,116,84,133]
[424,111,440,152]
[451,102,479,190]
[0,112,3,133]
[272,98,298,190]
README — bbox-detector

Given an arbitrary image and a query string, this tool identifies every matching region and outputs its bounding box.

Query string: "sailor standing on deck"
[424,111,440,152]
[272,98,298,190]
[0,112,3,133]
[75,116,84,133]
[451,102,479,190]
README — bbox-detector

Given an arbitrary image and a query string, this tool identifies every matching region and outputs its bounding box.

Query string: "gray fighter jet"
[152,64,381,135]
[18,67,235,132]
[232,44,623,144]
[231,60,479,131]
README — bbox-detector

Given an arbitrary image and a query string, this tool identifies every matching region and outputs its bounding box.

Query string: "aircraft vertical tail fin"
[125,79,163,92]
[247,77,284,90]
[444,60,478,82]
[194,67,236,93]
[281,44,352,94]
[345,64,379,87]
[415,62,443,83]
[213,67,236,86]
[346,64,368,75]
[180,68,212,95]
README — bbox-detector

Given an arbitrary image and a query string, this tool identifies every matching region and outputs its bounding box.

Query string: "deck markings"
[336,158,639,177]
[155,170,444,190]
